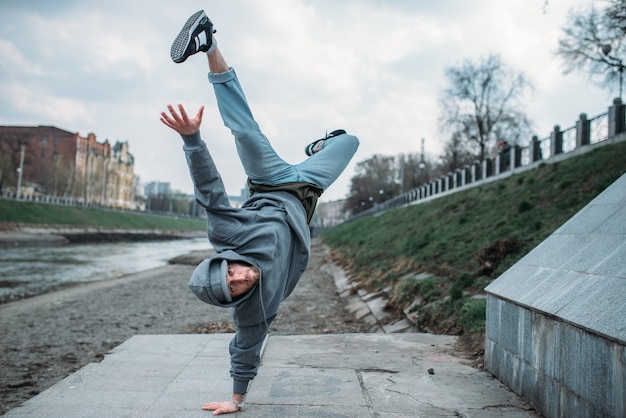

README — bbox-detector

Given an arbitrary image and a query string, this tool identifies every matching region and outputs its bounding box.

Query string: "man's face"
[227,262,260,298]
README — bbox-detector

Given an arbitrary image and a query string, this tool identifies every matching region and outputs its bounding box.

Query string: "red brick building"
[0,125,137,209]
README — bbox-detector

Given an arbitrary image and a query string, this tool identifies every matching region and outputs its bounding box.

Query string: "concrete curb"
[322,258,417,334]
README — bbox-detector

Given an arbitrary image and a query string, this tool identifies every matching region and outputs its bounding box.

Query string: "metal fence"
[0,187,209,220]
[349,98,626,222]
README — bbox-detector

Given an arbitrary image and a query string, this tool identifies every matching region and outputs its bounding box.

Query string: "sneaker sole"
[170,10,206,63]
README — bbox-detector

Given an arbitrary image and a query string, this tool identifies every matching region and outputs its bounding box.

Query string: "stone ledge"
[323,259,417,334]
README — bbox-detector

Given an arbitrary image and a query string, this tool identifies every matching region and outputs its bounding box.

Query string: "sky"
[0,0,616,202]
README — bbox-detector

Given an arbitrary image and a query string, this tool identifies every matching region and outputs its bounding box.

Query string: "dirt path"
[0,239,369,415]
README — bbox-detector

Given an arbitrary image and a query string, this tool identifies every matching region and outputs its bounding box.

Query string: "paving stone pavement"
[4,333,538,417]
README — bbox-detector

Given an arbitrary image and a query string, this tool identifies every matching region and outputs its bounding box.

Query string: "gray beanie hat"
[189,258,232,305]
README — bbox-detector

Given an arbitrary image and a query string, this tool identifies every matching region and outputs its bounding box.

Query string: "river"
[0,237,211,303]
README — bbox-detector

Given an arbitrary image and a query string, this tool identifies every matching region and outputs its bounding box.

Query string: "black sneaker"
[305,129,346,156]
[170,10,215,63]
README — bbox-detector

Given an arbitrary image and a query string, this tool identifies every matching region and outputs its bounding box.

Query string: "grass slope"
[322,140,626,338]
[0,200,205,232]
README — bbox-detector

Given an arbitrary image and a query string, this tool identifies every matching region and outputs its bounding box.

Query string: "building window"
[41,138,47,146]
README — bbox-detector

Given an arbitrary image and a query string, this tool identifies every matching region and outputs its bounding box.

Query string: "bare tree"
[345,151,439,214]
[557,0,626,98]
[399,153,435,191]
[438,132,476,175]
[439,54,533,162]
[344,154,398,215]
[606,0,626,35]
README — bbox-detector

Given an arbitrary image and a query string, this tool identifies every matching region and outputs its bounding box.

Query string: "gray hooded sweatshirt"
[182,131,311,395]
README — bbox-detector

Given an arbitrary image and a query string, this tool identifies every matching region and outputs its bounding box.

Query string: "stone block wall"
[486,297,624,417]
[485,173,626,418]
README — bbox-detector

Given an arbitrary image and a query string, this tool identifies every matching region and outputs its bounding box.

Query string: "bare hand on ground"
[202,400,240,415]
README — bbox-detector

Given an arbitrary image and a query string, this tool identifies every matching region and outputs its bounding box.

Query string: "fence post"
[551,125,563,156]
[532,136,542,162]
[486,158,495,177]
[576,113,591,148]
[513,145,521,168]
[608,98,625,137]
[473,161,481,181]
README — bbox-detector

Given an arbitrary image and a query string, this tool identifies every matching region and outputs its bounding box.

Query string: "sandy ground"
[0,239,371,415]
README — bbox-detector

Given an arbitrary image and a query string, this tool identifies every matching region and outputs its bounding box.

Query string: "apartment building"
[0,125,137,209]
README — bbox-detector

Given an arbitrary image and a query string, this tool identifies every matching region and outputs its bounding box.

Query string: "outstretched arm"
[159,102,241,247]
[160,104,205,135]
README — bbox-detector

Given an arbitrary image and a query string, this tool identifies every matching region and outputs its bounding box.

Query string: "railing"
[348,98,626,222]
[1,191,97,207]
[0,189,204,220]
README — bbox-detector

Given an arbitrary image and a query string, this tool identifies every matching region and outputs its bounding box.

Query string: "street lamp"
[419,137,428,182]
[602,44,624,100]
[16,145,25,199]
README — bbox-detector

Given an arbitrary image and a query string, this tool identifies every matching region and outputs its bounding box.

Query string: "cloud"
[0,83,91,127]
[0,0,610,202]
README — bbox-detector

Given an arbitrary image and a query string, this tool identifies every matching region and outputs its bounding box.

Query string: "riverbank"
[0,200,206,234]
[0,239,373,415]
[0,226,205,248]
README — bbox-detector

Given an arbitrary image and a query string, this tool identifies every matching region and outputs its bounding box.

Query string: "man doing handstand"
[160,10,359,415]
